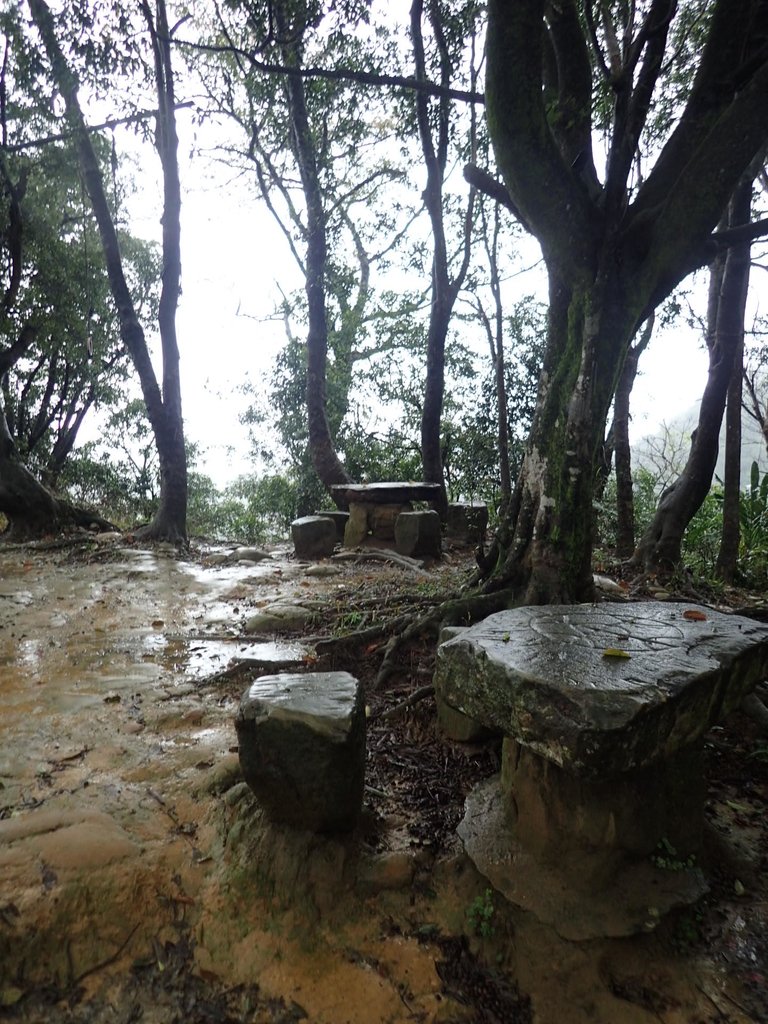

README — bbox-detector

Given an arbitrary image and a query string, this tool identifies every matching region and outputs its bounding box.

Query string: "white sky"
[119,107,718,490]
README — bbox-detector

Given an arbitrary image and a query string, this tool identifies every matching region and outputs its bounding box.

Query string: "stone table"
[434,602,768,939]
[330,482,442,547]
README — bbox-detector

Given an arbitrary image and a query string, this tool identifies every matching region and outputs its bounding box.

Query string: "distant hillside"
[633,401,768,487]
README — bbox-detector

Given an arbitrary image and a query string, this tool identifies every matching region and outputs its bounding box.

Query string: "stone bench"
[235,671,366,833]
[330,482,442,548]
[434,602,768,939]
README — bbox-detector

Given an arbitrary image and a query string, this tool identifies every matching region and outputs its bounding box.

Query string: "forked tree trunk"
[487,269,635,603]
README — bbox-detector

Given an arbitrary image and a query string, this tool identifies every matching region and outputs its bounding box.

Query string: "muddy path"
[0,538,766,1023]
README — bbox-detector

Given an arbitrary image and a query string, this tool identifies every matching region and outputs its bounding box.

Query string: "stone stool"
[235,671,365,833]
[395,510,442,559]
[291,515,337,559]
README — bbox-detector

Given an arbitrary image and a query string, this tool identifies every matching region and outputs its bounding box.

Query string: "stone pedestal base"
[344,502,411,546]
[459,774,707,941]
[459,739,708,939]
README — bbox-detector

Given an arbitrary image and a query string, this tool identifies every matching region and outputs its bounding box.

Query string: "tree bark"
[274,1,351,499]
[27,0,188,543]
[481,0,768,602]
[716,330,744,581]
[613,317,654,558]
[632,175,753,572]
[411,0,475,518]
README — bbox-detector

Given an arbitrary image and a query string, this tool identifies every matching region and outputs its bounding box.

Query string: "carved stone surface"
[437,602,768,937]
[435,602,768,776]
[291,515,337,560]
[394,510,442,558]
[235,671,365,833]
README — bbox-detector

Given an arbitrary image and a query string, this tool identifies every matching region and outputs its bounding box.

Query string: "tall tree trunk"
[715,332,744,581]
[411,0,475,518]
[632,176,753,572]
[28,0,188,543]
[613,317,654,557]
[275,1,350,498]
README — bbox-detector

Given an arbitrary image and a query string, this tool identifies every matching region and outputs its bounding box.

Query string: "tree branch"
[175,36,484,106]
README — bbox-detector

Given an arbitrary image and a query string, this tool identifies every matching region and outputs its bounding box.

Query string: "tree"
[193,0,439,503]
[27,0,189,543]
[410,0,479,516]
[477,0,768,603]
[633,170,755,572]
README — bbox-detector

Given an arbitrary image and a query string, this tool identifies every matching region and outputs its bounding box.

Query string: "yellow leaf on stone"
[602,648,631,659]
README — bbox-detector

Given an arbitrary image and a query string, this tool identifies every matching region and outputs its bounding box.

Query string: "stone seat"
[291,514,337,559]
[395,510,442,558]
[235,671,365,833]
[434,601,768,939]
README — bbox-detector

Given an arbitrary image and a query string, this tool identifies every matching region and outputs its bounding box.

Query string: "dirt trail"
[0,539,766,1023]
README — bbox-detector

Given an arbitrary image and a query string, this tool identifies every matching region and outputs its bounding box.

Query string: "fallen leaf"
[603,648,631,659]
[683,609,707,621]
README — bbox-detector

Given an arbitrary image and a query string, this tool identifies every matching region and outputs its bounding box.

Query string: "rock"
[291,515,337,560]
[313,510,349,540]
[435,602,768,776]
[233,546,271,562]
[446,502,488,544]
[235,671,366,832]
[204,551,231,566]
[304,563,342,578]
[395,510,442,559]
[243,604,313,634]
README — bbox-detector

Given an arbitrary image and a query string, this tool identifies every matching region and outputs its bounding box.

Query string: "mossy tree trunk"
[478,0,768,603]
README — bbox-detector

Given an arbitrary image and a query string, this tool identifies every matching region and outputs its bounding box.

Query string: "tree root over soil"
[374,586,516,689]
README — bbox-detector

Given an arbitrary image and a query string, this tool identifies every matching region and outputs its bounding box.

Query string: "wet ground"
[0,537,767,1023]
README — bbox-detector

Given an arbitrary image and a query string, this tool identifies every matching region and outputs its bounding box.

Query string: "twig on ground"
[73,922,141,985]
[370,685,435,721]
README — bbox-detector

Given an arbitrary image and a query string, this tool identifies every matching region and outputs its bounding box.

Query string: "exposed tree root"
[373,586,516,689]
[332,548,429,574]
[313,613,412,658]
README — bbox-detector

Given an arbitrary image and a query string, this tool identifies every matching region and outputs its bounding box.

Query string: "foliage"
[650,837,696,872]
[466,888,496,939]
[188,472,300,543]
